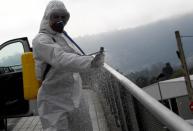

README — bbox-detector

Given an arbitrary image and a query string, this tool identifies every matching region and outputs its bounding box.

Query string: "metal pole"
[157,82,163,103]
[175,30,193,101]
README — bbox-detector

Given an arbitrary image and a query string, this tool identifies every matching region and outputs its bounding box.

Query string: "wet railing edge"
[103,63,193,131]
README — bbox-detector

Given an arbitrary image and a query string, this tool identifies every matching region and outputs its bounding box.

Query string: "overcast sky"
[0,0,193,44]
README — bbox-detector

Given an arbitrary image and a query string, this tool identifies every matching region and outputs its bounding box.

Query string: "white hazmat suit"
[32,0,104,130]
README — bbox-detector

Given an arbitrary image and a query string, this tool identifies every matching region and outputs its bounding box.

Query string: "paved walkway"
[6,89,109,131]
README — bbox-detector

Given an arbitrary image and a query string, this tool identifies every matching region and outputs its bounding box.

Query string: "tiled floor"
[7,89,109,131]
[9,116,42,131]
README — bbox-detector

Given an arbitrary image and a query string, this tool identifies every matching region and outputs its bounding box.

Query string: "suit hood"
[39,0,69,34]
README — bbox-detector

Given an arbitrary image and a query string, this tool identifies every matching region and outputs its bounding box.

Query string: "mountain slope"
[75,13,193,73]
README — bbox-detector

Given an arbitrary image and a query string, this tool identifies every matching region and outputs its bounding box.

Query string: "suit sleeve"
[32,35,94,72]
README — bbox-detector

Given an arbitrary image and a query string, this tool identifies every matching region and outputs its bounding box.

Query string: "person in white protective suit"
[32,0,104,130]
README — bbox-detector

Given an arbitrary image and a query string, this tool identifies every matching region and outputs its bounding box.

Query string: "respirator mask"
[51,21,65,33]
[49,9,70,33]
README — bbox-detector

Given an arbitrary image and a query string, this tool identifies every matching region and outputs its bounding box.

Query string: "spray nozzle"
[100,47,104,53]
[87,47,105,56]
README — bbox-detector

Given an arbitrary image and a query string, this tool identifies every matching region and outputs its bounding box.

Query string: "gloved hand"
[91,52,105,68]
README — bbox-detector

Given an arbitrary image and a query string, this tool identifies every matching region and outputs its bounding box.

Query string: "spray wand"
[63,31,105,56]
[87,47,104,56]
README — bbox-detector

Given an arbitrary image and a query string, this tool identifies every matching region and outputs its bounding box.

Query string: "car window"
[0,42,24,73]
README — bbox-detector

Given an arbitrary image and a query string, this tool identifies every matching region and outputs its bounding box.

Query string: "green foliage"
[125,62,176,88]
[135,76,149,88]
[126,71,151,88]
[170,67,193,79]
[125,62,193,88]
[189,67,193,75]
[149,76,157,84]
[170,68,184,79]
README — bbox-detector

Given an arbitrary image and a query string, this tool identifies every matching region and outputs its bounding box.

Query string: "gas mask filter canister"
[51,21,65,33]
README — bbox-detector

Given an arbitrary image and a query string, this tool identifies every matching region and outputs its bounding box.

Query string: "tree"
[135,76,149,87]
[170,68,184,79]
[157,62,174,81]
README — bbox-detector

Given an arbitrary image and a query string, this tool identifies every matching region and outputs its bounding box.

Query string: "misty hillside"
[75,13,193,73]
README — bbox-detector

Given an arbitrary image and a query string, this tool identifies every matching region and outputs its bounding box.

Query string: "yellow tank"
[21,52,39,100]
